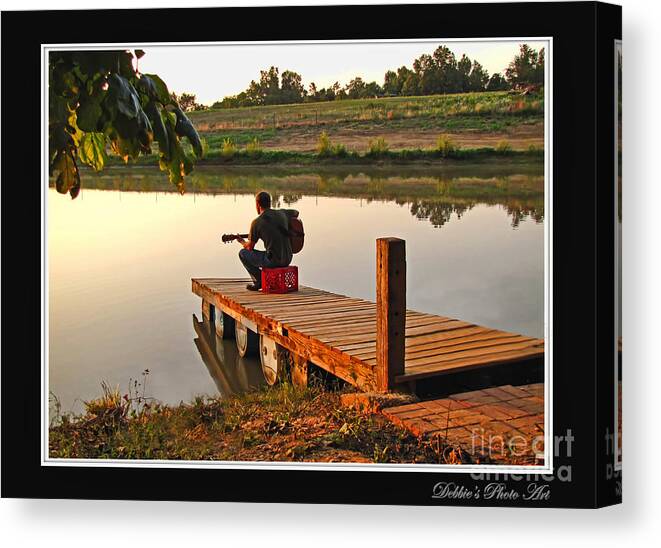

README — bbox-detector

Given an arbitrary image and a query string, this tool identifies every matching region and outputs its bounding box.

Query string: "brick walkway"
[383,384,545,465]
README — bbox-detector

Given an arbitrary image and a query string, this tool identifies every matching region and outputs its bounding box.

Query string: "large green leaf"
[143,73,171,105]
[67,108,84,147]
[158,113,194,191]
[69,179,81,199]
[137,75,158,100]
[136,109,153,151]
[118,51,135,79]
[53,149,80,195]
[173,105,203,158]
[113,112,139,140]
[110,133,141,162]
[77,132,107,171]
[76,97,103,132]
[144,101,169,159]
[107,74,140,119]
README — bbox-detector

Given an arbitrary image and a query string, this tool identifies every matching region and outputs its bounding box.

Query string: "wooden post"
[376,237,406,392]
[291,354,309,388]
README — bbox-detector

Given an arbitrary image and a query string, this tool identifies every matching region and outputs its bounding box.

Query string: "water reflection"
[71,165,544,230]
[192,314,265,396]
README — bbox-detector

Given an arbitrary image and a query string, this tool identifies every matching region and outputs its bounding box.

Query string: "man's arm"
[236,235,254,250]
[237,219,258,250]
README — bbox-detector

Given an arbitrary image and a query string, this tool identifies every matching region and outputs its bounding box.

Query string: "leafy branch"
[49,50,204,198]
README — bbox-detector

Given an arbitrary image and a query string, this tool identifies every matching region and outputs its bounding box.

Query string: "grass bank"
[110,144,544,169]
[49,380,469,464]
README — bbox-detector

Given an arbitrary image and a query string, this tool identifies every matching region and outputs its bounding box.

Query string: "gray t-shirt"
[249,208,299,266]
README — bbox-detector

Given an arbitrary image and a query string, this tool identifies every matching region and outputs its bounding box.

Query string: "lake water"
[48,165,544,414]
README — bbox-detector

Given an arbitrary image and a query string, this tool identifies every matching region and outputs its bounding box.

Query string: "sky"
[136,40,547,106]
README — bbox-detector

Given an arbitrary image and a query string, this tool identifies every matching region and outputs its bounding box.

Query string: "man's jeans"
[238,248,277,287]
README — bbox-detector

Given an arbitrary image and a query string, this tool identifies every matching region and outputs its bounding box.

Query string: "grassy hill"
[187,91,544,155]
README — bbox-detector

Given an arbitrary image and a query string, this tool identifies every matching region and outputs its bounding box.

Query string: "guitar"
[221,217,304,254]
[221,233,249,243]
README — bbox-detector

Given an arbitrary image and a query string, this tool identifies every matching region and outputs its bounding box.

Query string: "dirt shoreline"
[257,122,544,153]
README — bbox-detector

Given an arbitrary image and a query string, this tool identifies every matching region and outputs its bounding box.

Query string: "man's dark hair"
[256,191,271,209]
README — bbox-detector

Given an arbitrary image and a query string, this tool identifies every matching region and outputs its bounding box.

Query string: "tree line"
[185,43,544,111]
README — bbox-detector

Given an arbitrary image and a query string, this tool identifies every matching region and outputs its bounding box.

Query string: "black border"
[1,2,621,507]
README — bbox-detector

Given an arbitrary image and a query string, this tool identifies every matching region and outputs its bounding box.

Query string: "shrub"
[333,143,348,157]
[316,131,333,156]
[316,131,347,157]
[367,137,389,156]
[246,137,262,155]
[436,134,458,158]
[84,381,125,418]
[495,140,512,154]
[221,138,237,158]
[199,137,209,159]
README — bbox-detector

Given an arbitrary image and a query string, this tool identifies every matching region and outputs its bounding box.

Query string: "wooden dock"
[193,238,544,393]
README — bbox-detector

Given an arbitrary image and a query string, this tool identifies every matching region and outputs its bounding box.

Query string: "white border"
[614,39,622,471]
[42,37,553,474]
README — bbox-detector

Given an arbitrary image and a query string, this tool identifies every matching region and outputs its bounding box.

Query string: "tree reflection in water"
[69,165,544,229]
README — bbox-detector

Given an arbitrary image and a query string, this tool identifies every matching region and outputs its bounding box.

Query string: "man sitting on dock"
[237,191,299,291]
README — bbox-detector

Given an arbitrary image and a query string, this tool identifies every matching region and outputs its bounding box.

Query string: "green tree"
[408,46,467,95]
[468,61,489,92]
[364,81,383,98]
[345,76,367,99]
[241,67,306,105]
[396,66,414,94]
[383,70,399,95]
[246,66,279,105]
[486,72,509,91]
[431,46,460,93]
[280,70,306,103]
[413,54,439,94]
[401,72,420,96]
[172,92,206,112]
[457,54,473,92]
[505,44,545,86]
[49,50,203,198]
[534,48,545,84]
[332,81,347,100]
[212,91,251,109]
[306,82,319,102]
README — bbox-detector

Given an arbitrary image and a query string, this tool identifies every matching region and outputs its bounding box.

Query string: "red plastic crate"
[261,266,299,294]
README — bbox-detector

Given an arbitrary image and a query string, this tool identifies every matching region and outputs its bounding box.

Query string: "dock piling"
[376,237,407,392]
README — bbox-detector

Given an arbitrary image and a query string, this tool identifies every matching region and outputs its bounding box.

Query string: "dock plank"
[192,278,544,392]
